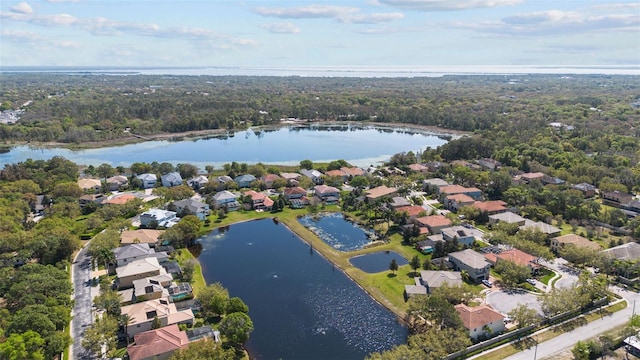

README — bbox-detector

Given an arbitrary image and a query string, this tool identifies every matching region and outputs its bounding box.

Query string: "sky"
[0,0,639,69]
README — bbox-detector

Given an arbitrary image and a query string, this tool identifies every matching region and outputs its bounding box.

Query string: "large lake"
[197,219,407,360]
[0,124,451,167]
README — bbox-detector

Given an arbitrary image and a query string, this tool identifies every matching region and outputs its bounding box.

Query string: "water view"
[0,124,450,167]
[349,252,409,274]
[298,212,376,251]
[197,219,407,360]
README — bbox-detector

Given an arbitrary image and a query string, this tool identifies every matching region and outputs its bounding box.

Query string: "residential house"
[132,276,171,302]
[390,197,411,209]
[187,175,209,190]
[79,194,104,207]
[244,190,274,210]
[284,187,307,200]
[455,303,505,340]
[519,220,561,238]
[415,215,452,235]
[438,185,482,201]
[106,175,129,191]
[408,163,429,174]
[341,167,365,178]
[211,190,240,211]
[325,169,348,182]
[261,174,282,188]
[471,200,508,215]
[445,194,475,212]
[314,185,340,204]
[416,236,443,254]
[127,324,190,360]
[172,198,210,220]
[423,177,449,190]
[448,249,491,282]
[140,209,179,228]
[137,173,157,189]
[120,298,194,338]
[441,226,475,247]
[601,191,634,207]
[424,161,443,172]
[78,178,102,193]
[603,242,640,261]
[116,257,166,289]
[161,172,183,188]
[113,243,155,267]
[120,229,164,246]
[395,205,427,222]
[214,175,235,190]
[365,185,398,201]
[300,169,324,185]
[234,174,257,188]
[489,211,526,226]
[104,193,138,205]
[477,158,502,171]
[186,326,220,343]
[484,248,540,273]
[550,234,602,252]
[33,195,46,215]
[520,172,546,183]
[451,160,480,170]
[168,283,194,302]
[280,172,302,186]
[404,270,463,298]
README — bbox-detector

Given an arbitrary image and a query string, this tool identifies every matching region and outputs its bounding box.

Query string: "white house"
[137,173,157,189]
[140,209,179,228]
[161,172,183,188]
[455,303,505,340]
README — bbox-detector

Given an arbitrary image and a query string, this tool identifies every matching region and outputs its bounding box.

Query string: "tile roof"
[416,215,452,228]
[439,185,481,195]
[104,193,138,205]
[78,178,101,190]
[472,200,507,213]
[395,205,427,217]
[449,249,491,269]
[485,248,539,268]
[447,194,475,203]
[552,234,602,250]
[116,257,163,278]
[365,185,398,199]
[127,324,189,360]
[341,167,365,177]
[455,303,504,330]
[120,229,165,244]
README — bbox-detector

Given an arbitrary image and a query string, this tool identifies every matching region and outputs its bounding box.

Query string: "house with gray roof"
[448,249,491,283]
[161,172,183,188]
[136,173,157,189]
[489,211,526,226]
[212,190,240,211]
[106,175,129,191]
[113,243,155,268]
[140,209,179,228]
[300,169,324,185]
[187,175,208,190]
[116,257,167,289]
[519,219,561,237]
[172,198,210,220]
[234,174,257,188]
[441,226,475,247]
[603,242,640,261]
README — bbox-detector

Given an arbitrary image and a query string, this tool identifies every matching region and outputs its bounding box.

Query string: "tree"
[182,259,197,282]
[44,331,71,359]
[220,312,254,346]
[81,315,118,358]
[151,315,162,329]
[169,339,235,360]
[299,159,313,170]
[227,297,249,314]
[409,255,421,276]
[93,288,122,317]
[160,215,201,248]
[494,260,531,288]
[389,258,398,275]
[572,341,591,360]
[96,163,115,182]
[0,331,45,360]
[199,283,230,317]
[507,303,540,329]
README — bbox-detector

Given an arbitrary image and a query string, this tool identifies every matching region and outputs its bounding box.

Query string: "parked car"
[526,278,536,285]
[482,279,493,287]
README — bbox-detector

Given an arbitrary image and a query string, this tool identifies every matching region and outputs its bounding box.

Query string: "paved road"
[539,258,579,289]
[487,289,543,316]
[504,286,640,360]
[70,245,96,360]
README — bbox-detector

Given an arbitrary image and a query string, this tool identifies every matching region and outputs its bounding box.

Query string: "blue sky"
[1,0,639,68]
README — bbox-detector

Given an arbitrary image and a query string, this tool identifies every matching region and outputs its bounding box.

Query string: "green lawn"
[175,248,206,297]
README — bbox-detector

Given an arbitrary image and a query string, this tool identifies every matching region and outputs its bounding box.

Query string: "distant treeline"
[0,74,638,144]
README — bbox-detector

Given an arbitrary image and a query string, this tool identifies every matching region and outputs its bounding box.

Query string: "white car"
[482,279,493,287]
[526,278,536,285]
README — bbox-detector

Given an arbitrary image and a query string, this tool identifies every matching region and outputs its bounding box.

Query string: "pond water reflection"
[349,251,409,274]
[297,212,375,251]
[197,219,407,360]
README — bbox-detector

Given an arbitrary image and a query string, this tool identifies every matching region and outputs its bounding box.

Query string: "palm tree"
[460,270,470,282]
[118,314,134,345]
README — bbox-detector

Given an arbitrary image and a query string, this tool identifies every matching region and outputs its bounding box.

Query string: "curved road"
[70,245,96,360]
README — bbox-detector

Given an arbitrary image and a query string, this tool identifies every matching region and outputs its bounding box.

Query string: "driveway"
[70,245,97,360]
[486,289,543,316]
[539,258,579,289]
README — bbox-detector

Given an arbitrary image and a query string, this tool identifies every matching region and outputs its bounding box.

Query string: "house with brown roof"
[550,234,602,252]
[284,187,307,200]
[79,194,104,207]
[280,172,302,186]
[408,163,429,174]
[365,185,398,200]
[104,193,138,205]
[314,185,340,204]
[341,167,365,177]
[415,215,452,234]
[121,298,195,338]
[471,200,508,215]
[127,324,190,360]
[514,172,545,185]
[78,178,102,193]
[572,183,597,198]
[261,174,282,189]
[438,185,482,201]
[445,193,475,212]
[455,303,505,340]
[121,229,165,246]
[395,205,427,221]
[106,175,129,191]
[484,248,540,273]
[477,158,502,171]
[601,191,634,207]
[448,249,491,282]
[324,169,348,182]
[244,190,274,210]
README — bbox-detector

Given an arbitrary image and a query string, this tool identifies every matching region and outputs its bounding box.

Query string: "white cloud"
[260,22,300,34]
[592,3,640,11]
[342,12,405,24]
[10,2,33,14]
[254,5,359,19]
[378,0,521,11]
[1,28,43,42]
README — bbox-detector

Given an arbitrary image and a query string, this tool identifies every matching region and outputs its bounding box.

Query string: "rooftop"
[455,303,504,330]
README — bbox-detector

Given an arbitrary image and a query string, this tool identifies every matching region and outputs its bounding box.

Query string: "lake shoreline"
[3,120,466,151]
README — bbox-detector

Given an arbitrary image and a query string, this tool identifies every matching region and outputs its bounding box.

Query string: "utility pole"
[533,343,538,360]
